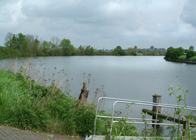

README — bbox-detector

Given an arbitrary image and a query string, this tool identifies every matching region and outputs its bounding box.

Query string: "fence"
[92,96,196,139]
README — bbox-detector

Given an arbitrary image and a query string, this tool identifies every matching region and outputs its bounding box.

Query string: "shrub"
[186,50,196,59]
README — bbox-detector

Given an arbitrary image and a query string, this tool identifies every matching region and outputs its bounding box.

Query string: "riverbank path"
[0,125,82,140]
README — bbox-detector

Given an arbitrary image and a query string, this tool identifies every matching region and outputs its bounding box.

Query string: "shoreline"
[164,58,196,64]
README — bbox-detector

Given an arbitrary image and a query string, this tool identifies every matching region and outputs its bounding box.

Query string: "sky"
[0,0,196,50]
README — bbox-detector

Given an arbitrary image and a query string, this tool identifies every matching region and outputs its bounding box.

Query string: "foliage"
[178,55,186,60]
[165,47,184,60]
[165,46,196,62]
[60,38,75,56]
[1,32,167,58]
[106,104,139,140]
[85,45,94,55]
[186,50,196,59]
[168,84,196,140]
[113,46,125,56]
[0,69,108,137]
[188,56,196,61]
[0,46,22,59]
[126,47,138,56]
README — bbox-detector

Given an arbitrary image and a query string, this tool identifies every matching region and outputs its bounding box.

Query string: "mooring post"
[152,94,161,136]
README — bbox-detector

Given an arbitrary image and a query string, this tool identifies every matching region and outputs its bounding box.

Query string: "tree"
[186,50,196,59]
[42,40,50,56]
[33,38,40,55]
[60,38,75,56]
[113,46,125,55]
[10,34,17,49]
[85,45,94,55]
[189,46,194,51]
[18,33,29,52]
[127,48,134,55]
[165,46,175,59]
[132,46,138,55]
[78,45,85,55]
[165,47,184,60]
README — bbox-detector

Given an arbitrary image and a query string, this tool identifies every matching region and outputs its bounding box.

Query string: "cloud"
[181,0,196,28]
[0,0,195,49]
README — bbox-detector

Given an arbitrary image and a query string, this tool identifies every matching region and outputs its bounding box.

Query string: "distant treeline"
[0,32,166,59]
[164,46,196,62]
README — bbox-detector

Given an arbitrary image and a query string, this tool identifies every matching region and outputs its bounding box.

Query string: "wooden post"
[152,94,161,114]
[152,94,161,135]
[78,82,89,107]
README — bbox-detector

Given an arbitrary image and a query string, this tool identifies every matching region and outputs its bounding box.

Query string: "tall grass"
[0,59,109,137]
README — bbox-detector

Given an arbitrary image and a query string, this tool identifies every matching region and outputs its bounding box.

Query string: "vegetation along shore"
[164,46,196,64]
[0,60,139,138]
[0,32,166,59]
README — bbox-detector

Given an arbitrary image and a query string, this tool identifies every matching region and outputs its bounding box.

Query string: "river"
[1,56,196,136]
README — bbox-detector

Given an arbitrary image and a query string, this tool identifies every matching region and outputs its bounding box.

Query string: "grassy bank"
[0,69,98,136]
[166,55,196,64]
[178,54,196,61]
[0,65,139,137]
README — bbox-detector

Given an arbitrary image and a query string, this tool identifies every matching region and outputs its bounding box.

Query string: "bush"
[165,47,184,60]
[188,56,196,61]
[186,50,196,59]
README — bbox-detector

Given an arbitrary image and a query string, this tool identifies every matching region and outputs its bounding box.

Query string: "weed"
[168,84,196,140]
[105,104,140,140]
[0,59,109,137]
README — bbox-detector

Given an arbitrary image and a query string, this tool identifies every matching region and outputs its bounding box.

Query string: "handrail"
[93,96,196,139]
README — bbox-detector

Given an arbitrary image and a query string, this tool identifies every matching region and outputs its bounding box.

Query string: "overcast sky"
[0,0,196,49]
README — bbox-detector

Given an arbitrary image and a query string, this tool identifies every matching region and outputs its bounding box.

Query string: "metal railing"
[92,97,196,139]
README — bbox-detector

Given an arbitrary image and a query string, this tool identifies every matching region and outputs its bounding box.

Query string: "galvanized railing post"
[92,96,196,139]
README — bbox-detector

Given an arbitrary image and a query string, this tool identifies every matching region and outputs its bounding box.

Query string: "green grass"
[178,55,196,62]
[188,56,196,61]
[0,68,139,137]
[0,69,101,136]
[178,55,186,60]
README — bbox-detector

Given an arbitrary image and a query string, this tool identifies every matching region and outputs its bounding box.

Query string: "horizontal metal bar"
[97,115,158,121]
[97,97,196,110]
[94,96,196,136]
[112,121,176,126]
[113,100,196,111]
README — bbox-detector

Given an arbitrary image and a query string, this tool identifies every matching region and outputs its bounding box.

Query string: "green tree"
[113,46,125,55]
[186,50,196,59]
[133,46,138,55]
[78,45,85,55]
[33,38,40,55]
[10,34,17,49]
[85,45,94,55]
[42,40,50,56]
[165,46,174,59]
[165,47,184,60]
[18,33,26,50]
[60,38,75,56]
[126,48,134,55]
